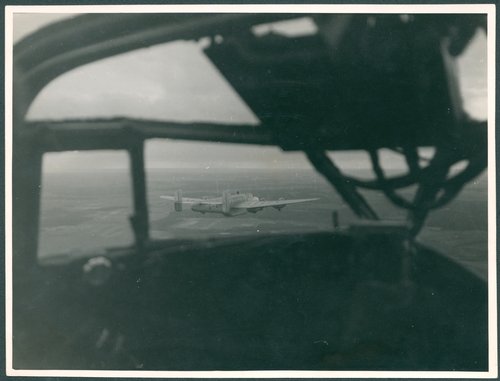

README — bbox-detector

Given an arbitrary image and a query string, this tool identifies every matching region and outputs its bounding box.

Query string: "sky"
[13,13,488,172]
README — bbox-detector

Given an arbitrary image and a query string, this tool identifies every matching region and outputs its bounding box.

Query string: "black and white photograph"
[5,4,496,377]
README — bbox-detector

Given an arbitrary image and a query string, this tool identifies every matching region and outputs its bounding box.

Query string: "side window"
[38,151,134,259]
[456,29,487,121]
[26,40,258,125]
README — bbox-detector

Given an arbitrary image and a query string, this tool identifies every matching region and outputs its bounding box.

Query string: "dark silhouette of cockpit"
[11,13,488,371]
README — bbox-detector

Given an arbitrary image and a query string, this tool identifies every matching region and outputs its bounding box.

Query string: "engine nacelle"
[174,190,183,212]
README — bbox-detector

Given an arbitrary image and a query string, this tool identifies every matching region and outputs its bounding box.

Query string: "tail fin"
[174,190,183,212]
[222,190,231,214]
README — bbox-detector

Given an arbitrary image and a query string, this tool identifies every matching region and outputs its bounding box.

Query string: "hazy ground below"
[38,168,488,280]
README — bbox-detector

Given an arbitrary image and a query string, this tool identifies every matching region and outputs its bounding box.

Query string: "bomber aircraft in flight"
[161,190,319,216]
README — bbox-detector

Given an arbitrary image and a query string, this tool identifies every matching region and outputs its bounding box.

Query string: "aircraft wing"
[233,198,319,209]
[160,195,221,205]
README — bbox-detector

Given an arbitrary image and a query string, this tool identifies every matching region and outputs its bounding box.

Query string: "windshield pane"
[456,29,487,120]
[27,40,258,124]
[147,140,335,240]
[38,151,134,258]
[145,140,408,240]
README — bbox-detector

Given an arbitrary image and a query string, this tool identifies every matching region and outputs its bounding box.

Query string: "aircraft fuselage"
[191,193,257,216]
